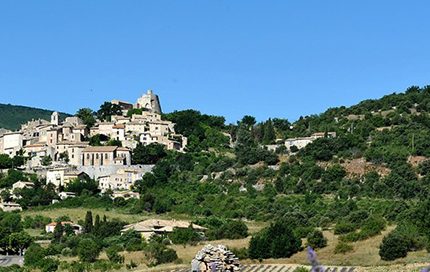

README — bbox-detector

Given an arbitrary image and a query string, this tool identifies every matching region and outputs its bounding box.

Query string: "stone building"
[81,146,131,167]
[46,168,88,187]
[0,132,23,156]
[98,167,147,192]
[136,90,162,113]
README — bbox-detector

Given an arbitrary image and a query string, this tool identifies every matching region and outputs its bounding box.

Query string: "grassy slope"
[21,208,430,271]
[0,103,70,130]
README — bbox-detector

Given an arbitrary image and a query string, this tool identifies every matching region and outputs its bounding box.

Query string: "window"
[86,154,90,159]
[96,154,99,159]
[105,153,108,159]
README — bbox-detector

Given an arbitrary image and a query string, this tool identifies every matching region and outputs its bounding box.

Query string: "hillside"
[0,103,71,131]
[3,86,430,270]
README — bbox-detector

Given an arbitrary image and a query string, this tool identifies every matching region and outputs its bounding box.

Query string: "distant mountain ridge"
[0,103,71,131]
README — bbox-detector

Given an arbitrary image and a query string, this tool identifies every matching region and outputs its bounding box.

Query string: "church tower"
[51,111,59,126]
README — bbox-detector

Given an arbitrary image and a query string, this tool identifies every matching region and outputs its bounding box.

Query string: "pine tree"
[263,119,276,144]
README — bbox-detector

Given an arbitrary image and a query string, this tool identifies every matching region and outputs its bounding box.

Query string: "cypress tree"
[84,211,93,233]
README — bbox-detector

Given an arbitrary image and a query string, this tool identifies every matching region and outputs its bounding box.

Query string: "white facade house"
[1,132,23,157]
[46,168,86,188]
[45,221,82,235]
[0,202,22,212]
[98,168,146,192]
[285,132,337,151]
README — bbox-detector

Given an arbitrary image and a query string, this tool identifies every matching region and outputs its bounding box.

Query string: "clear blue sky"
[1,1,430,123]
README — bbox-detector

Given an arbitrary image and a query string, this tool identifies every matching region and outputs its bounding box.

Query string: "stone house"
[81,146,131,167]
[1,132,23,157]
[98,168,146,192]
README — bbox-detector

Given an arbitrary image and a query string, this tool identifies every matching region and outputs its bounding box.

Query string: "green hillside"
[0,103,71,131]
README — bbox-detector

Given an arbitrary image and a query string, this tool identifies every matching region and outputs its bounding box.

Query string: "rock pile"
[191,244,240,272]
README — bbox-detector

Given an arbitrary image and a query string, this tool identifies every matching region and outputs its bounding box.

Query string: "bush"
[249,220,301,259]
[379,232,410,261]
[334,241,353,254]
[40,258,59,272]
[106,246,124,264]
[169,226,201,245]
[146,242,178,266]
[77,238,100,263]
[334,221,356,235]
[206,220,249,240]
[61,247,73,257]
[307,230,327,249]
[231,248,249,260]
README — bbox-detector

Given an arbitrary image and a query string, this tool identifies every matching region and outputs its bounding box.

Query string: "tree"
[169,226,201,245]
[0,212,23,233]
[9,231,32,256]
[83,211,93,234]
[89,134,109,146]
[94,214,101,235]
[58,152,69,163]
[307,230,327,249]
[66,178,99,196]
[106,138,122,147]
[240,115,256,128]
[41,156,52,166]
[132,143,167,164]
[24,243,46,267]
[0,154,12,169]
[77,238,100,262]
[97,102,122,121]
[0,190,12,202]
[52,222,64,243]
[262,119,276,144]
[249,220,301,259]
[76,108,96,129]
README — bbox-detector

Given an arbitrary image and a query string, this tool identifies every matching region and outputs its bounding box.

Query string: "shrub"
[40,258,59,272]
[249,220,301,259]
[146,242,178,266]
[334,221,356,235]
[61,247,73,257]
[231,247,249,260]
[169,226,201,245]
[307,230,327,249]
[207,220,249,240]
[379,232,410,261]
[334,241,353,254]
[106,246,124,264]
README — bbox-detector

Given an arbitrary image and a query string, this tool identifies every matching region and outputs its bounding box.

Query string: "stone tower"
[51,111,59,126]
[136,90,162,114]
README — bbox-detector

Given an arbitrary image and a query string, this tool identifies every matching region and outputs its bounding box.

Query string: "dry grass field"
[20,208,430,271]
[21,208,194,224]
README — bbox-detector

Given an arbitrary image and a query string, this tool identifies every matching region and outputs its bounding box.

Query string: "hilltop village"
[0,90,337,210]
[3,87,430,271]
[0,90,188,207]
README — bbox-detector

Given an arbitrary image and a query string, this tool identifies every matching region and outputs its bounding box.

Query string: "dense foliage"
[0,103,70,131]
